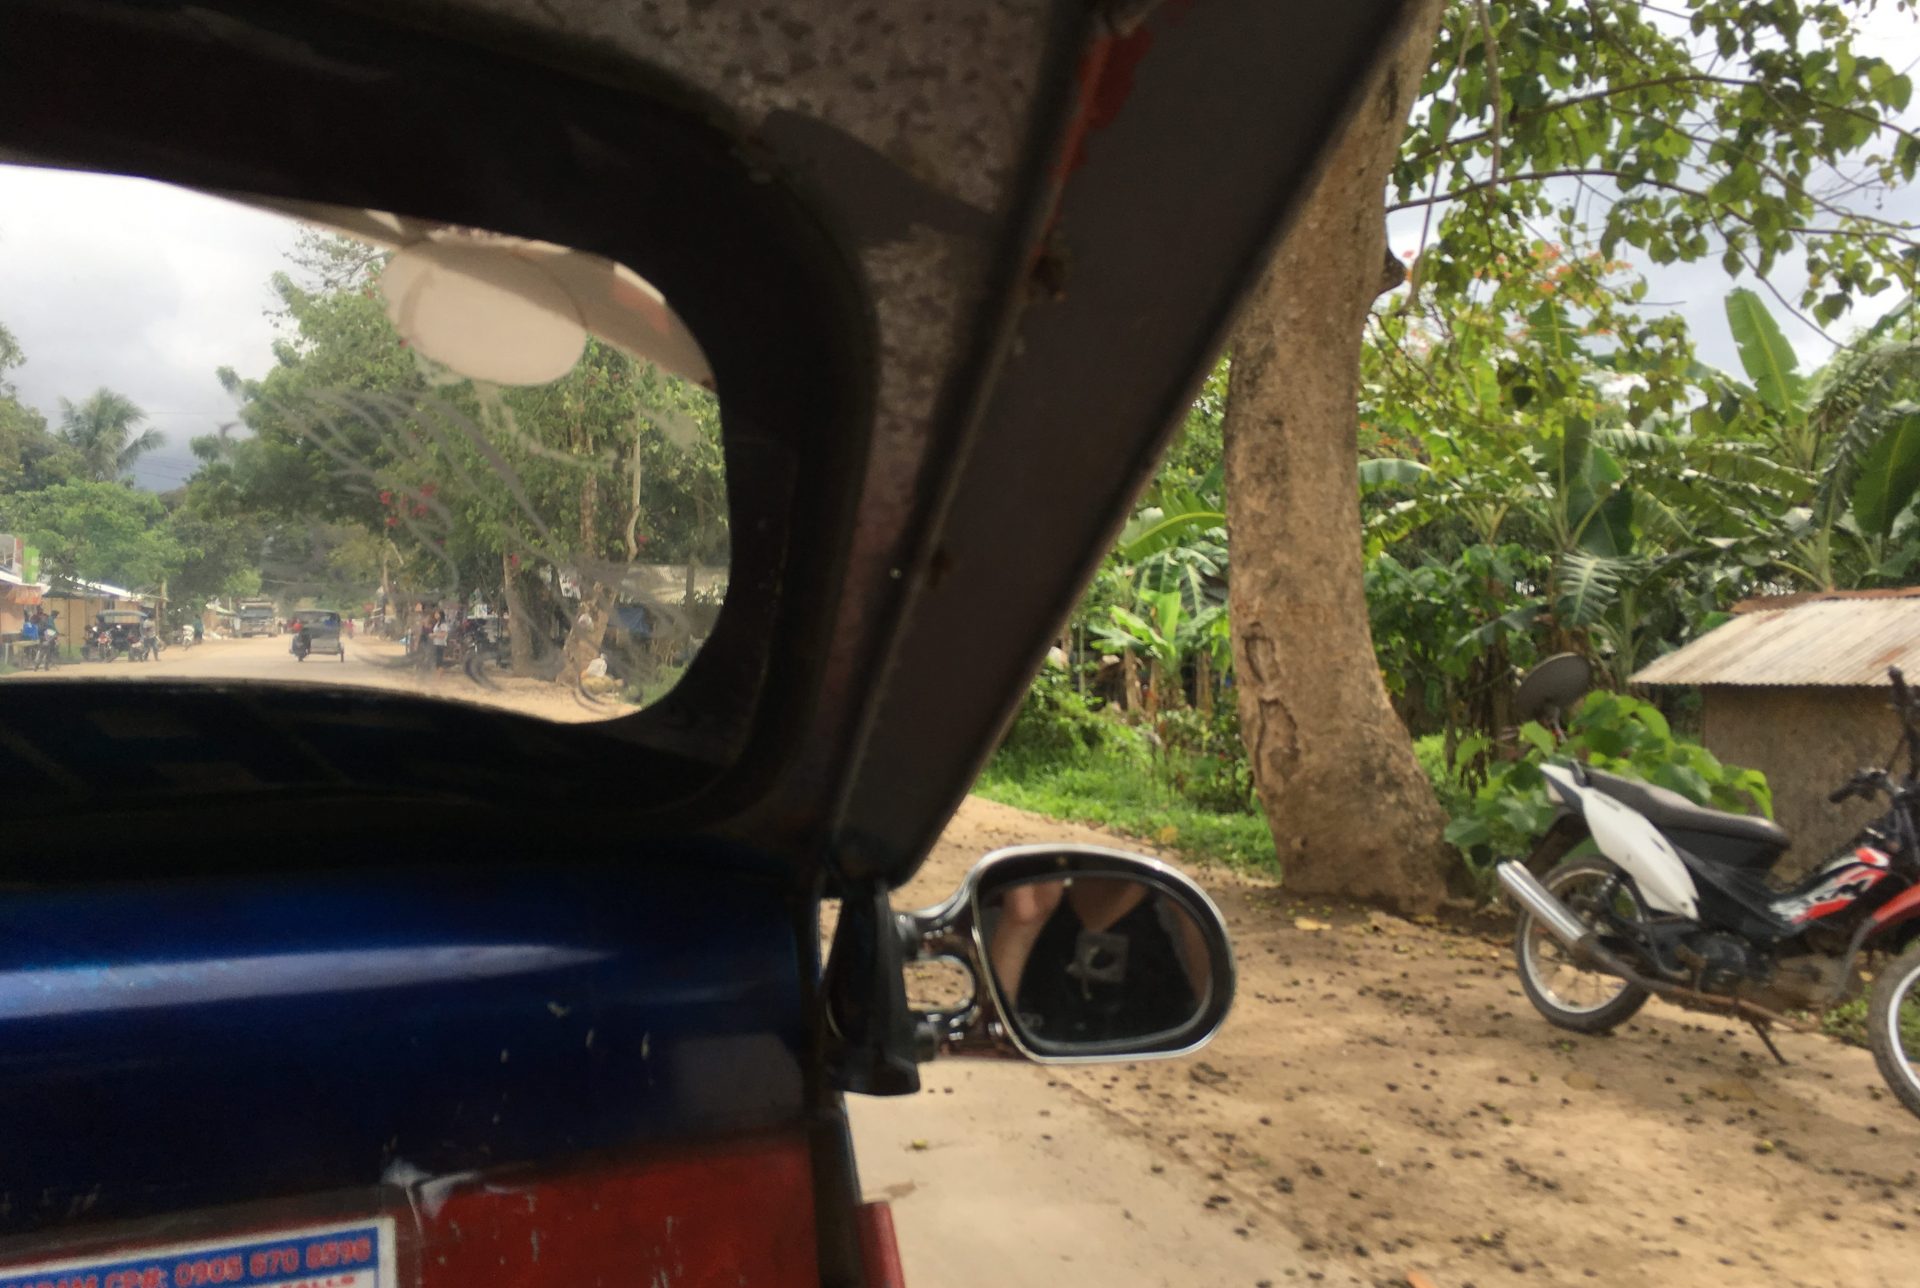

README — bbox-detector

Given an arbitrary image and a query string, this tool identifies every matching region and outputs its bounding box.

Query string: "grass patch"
[1821,985,1920,1053]
[627,661,688,707]
[976,749,1277,875]
[1821,996,1869,1047]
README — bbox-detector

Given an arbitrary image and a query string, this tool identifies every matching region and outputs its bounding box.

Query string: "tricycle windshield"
[0,164,729,725]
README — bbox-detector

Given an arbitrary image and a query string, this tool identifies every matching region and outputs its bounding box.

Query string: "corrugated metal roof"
[1633,598,1920,687]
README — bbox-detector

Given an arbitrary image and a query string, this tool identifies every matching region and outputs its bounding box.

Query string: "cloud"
[0,165,299,490]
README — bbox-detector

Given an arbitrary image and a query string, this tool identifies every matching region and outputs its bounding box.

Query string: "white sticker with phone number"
[0,1219,395,1288]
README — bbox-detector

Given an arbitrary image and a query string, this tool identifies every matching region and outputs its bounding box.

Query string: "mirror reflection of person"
[988,877,1210,1044]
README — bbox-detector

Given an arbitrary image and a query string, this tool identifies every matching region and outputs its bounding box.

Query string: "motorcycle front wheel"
[1515,855,1651,1034]
[1868,939,1920,1120]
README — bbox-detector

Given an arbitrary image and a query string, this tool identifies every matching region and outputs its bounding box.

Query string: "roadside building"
[1632,589,1920,874]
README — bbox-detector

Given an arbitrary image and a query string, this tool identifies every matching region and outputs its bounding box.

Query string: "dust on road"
[862,797,1918,1288]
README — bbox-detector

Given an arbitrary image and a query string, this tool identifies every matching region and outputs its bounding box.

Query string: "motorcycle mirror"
[897,845,1235,1064]
[1513,653,1593,729]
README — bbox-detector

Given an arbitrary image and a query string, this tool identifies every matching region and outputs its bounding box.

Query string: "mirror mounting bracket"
[822,875,922,1097]
[896,891,1024,1061]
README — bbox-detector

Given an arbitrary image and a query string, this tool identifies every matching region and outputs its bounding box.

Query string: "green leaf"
[1452,732,1491,769]
[1724,289,1803,414]
[1554,551,1626,626]
[1444,815,1494,849]
[1357,458,1432,491]
[1649,761,1713,805]
[1115,506,1226,561]
[1528,301,1581,363]
[1633,701,1671,741]
[1516,722,1556,757]
[1850,409,1920,538]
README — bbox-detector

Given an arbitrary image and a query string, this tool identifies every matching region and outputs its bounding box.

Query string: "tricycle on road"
[289,610,346,662]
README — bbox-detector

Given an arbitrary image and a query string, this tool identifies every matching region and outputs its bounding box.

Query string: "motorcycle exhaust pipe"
[1495,861,1589,947]
[1495,861,1607,965]
[1497,862,1668,986]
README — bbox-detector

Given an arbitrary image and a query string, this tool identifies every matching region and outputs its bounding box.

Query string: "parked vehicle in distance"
[236,598,276,637]
[85,610,154,663]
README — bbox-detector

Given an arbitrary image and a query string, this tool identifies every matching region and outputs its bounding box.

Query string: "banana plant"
[1720,288,1920,587]
[1091,586,1227,713]
[1116,465,1225,565]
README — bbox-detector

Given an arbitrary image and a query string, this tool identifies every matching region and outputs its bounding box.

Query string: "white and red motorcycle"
[1498,658,1920,1119]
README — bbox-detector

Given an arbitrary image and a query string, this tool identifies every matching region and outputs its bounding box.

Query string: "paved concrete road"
[853,1063,1319,1288]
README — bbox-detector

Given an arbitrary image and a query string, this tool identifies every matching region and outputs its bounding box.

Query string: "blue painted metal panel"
[0,861,807,1235]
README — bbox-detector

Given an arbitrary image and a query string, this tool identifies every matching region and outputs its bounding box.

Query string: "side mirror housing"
[898,844,1235,1064]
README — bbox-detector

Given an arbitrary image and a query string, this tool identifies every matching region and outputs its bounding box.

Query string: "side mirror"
[898,844,1235,1063]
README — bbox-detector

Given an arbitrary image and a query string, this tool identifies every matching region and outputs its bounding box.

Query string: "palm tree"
[58,387,162,481]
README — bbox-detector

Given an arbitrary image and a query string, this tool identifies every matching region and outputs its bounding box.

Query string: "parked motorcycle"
[80,625,104,662]
[1497,657,1920,1118]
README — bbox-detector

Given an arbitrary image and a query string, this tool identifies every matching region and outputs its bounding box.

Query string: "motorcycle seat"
[1584,767,1788,849]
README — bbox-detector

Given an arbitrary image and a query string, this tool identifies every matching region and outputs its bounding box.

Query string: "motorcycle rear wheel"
[1867,939,1920,1120]
[1515,856,1651,1034]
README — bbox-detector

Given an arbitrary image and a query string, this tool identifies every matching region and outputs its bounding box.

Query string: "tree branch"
[1387,165,1920,250]
[1604,106,1920,240]
[1474,0,1502,190]
[1404,5,1477,316]
[1402,71,1920,171]
[1707,209,1841,348]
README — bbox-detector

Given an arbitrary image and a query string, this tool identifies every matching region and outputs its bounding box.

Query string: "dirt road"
[861,797,1920,1288]
[5,632,629,722]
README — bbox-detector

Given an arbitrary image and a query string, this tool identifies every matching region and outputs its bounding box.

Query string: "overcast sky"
[0,167,298,491]
[2,10,1919,494]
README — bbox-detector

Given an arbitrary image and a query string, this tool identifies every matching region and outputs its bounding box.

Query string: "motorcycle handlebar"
[1831,768,1890,803]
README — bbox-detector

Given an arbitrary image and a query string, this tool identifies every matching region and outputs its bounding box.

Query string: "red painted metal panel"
[0,1136,819,1288]
[853,1203,903,1288]
[1869,883,1920,933]
[415,1133,818,1288]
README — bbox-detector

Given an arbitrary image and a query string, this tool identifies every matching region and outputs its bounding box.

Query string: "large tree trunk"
[501,550,534,676]
[1223,0,1451,914]
[558,581,617,686]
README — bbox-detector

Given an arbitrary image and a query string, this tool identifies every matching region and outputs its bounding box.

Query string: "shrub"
[1442,690,1772,889]
[1413,731,1479,822]
[1152,704,1256,814]
[997,667,1144,770]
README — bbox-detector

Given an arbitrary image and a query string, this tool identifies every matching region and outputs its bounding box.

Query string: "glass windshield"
[0,165,727,723]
